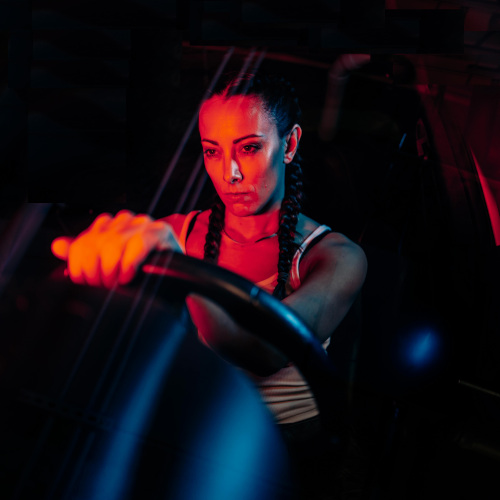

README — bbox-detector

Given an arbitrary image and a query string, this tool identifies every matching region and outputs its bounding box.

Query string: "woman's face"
[199,95,287,217]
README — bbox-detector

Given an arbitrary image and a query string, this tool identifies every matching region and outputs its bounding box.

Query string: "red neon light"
[470,149,500,246]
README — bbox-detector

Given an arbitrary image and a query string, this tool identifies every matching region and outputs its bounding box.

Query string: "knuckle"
[130,214,153,226]
[131,231,150,250]
[96,212,112,221]
[150,220,169,230]
[136,213,153,222]
[67,237,82,257]
[91,213,112,230]
[115,209,135,219]
[123,233,147,261]
[100,240,122,263]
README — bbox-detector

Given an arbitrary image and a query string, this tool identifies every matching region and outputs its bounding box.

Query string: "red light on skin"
[52,212,181,286]
[471,149,500,246]
[223,193,255,205]
[199,96,294,219]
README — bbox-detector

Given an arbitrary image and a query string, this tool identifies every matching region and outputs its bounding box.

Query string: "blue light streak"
[86,322,185,500]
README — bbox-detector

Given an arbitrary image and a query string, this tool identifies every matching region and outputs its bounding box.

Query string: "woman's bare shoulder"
[297,214,366,276]
[297,213,355,245]
[295,214,314,236]
[296,213,336,241]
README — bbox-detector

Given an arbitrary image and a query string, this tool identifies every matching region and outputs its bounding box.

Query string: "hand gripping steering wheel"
[1,250,346,500]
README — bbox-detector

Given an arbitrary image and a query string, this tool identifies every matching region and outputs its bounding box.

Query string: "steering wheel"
[141,250,347,439]
[0,250,346,500]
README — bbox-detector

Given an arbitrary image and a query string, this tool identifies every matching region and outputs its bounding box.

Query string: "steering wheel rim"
[142,250,347,442]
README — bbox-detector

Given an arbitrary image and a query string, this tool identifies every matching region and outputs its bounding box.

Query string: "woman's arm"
[186,233,367,376]
[186,294,289,377]
[283,232,368,344]
[53,212,367,376]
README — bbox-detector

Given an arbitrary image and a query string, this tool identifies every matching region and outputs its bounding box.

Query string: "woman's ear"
[284,124,302,164]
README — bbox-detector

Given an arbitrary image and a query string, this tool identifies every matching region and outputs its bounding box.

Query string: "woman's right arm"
[51,210,185,287]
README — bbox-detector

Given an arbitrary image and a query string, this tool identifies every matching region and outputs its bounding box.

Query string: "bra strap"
[289,225,332,290]
[178,210,202,254]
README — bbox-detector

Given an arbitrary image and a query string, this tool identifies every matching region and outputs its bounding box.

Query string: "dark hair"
[203,72,303,300]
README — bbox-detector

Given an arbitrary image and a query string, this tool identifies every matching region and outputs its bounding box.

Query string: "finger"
[88,213,113,233]
[119,233,151,285]
[116,209,136,218]
[79,246,103,287]
[129,214,153,226]
[109,210,136,232]
[51,237,73,260]
[118,223,178,284]
[100,241,124,288]
[67,241,87,285]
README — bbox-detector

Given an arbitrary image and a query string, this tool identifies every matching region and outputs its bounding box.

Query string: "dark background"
[1,1,500,498]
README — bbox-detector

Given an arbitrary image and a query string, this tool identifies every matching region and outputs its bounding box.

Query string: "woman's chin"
[226,203,257,217]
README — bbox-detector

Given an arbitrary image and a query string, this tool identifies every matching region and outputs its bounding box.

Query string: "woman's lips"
[224,192,251,199]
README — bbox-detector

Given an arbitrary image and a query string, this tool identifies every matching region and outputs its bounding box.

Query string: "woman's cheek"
[205,166,223,193]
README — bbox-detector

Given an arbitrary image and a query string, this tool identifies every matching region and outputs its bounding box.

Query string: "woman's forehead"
[199,95,275,136]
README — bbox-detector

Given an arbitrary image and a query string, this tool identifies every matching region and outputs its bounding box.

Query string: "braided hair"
[202,72,303,300]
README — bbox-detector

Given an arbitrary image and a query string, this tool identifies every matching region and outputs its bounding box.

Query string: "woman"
[52,72,367,497]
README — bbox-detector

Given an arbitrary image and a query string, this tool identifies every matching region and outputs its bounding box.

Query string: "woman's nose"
[224,158,243,184]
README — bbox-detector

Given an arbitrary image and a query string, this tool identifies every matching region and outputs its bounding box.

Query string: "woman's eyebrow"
[201,134,264,145]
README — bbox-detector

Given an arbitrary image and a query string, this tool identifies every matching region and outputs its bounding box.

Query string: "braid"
[273,156,303,300]
[203,196,225,264]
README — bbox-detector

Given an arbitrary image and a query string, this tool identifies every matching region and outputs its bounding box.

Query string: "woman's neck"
[224,209,280,244]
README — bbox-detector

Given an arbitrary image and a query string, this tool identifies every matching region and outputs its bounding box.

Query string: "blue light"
[86,321,186,500]
[168,374,290,500]
[403,328,440,369]
[399,133,407,150]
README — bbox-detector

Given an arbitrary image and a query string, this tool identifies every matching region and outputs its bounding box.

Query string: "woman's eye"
[241,144,260,154]
[203,149,218,157]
